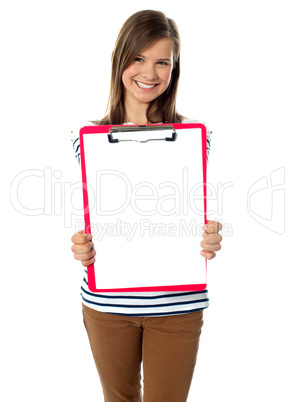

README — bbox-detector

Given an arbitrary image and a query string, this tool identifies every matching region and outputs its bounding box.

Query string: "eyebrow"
[137,54,171,61]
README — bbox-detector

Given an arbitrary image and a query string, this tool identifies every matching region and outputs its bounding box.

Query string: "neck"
[124,97,161,125]
[123,98,147,124]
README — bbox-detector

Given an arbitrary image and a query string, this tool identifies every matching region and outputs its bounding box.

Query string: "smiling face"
[122,38,174,112]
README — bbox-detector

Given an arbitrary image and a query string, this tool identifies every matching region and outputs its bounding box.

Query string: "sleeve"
[71,133,80,166]
[70,120,95,166]
[206,128,212,164]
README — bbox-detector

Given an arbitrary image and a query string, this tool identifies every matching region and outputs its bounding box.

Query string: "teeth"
[136,81,156,89]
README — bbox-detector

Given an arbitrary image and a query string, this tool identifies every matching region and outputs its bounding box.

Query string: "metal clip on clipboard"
[108,125,177,143]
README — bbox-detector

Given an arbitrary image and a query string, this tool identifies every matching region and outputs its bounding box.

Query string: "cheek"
[122,65,138,84]
[121,74,126,89]
[121,70,129,88]
[162,69,173,86]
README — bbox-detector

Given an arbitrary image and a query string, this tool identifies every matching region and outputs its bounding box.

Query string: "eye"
[157,61,168,65]
[134,57,143,62]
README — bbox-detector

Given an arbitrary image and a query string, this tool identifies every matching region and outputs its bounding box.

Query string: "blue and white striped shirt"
[71,118,212,316]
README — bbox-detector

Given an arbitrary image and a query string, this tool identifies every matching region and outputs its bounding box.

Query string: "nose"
[141,62,158,81]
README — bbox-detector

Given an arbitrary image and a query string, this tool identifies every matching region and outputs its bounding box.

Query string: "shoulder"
[181,117,212,140]
[70,119,96,142]
[70,120,96,165]
[181,118,213,163]
[181,118,201,124]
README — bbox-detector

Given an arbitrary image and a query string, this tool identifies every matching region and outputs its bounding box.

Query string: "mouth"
[135,80,159,89]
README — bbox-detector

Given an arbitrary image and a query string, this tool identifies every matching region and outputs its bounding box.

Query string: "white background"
[1,0,293,401]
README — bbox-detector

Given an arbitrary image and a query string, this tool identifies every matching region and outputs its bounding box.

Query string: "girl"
[71,9,222,402]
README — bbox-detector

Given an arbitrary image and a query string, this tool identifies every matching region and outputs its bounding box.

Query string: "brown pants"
[82,303,204,402]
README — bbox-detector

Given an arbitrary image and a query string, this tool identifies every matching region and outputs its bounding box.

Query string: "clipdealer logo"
[9,167,233,237]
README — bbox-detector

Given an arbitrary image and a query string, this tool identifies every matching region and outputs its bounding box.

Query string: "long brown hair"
[93,10,184,125]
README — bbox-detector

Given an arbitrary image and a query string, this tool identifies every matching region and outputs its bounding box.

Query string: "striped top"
[71,118,212,316]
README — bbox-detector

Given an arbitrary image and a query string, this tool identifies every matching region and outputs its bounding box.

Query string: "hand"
[200,220,222,260]
[71,230,96,267]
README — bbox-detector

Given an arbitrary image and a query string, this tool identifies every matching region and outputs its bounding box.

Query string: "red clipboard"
[80,123,208,293]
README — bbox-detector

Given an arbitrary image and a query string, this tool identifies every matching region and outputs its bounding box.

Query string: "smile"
[135,81,158,89]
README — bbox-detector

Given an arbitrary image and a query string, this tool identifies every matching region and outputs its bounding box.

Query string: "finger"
[200,241,221,252]
[71,241,94,254]
[71,231,92,244]
[202,220,222,234]
[73,248,96,262]
[81,257,96,267]
[200,250,216,260]
[202,233,222,245]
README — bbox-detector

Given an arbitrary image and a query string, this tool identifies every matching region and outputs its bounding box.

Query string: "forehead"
[140,38,174,57]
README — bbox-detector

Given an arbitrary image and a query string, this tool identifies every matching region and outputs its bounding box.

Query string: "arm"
[70,123,95,267]
[200,128,223,260]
